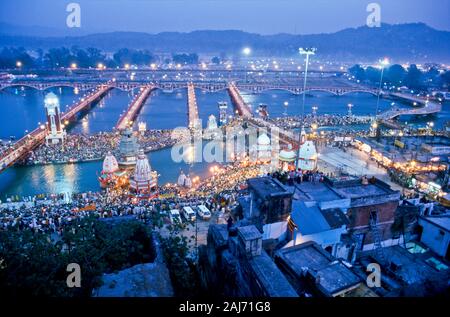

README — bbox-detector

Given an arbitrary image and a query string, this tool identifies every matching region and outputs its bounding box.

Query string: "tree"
[440,71,450,89]
[386,64,407,86]
[404,64,424,90]
[0,47,35,69]
[348,64,366,81]
[365,66,381,83]
[172,53,199,65]
[211,56,220,65]
[0,216,155,297]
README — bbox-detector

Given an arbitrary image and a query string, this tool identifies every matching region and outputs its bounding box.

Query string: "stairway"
[369,211,387,266]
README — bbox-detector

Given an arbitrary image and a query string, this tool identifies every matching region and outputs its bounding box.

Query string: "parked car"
[182,206,196,222]
[197,204,212,220]
[169,209,182,224]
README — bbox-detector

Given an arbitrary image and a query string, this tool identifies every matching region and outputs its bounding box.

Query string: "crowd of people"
[26,133,119,165]
[0,186,238,234]
[21,130,180,166]
[269,168,330,186]
[271,114,372,130]
[196,162,262,194]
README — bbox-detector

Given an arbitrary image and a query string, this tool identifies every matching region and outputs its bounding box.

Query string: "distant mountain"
[0,22,95,37]
[0,23,449,62]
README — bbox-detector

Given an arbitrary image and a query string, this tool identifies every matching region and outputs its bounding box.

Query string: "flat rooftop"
[292,177,397,202]
[276,242,362,296]
[293,182,341,202]
[278,242,332,275]
[372,246,447,285]
[333,183,390,199]
[248,177,291,199]
[419,214,450,233]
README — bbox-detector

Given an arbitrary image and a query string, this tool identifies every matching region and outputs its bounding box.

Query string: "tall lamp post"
[373,58,390,137]
[296,47,316,168]
[242,47,251,83]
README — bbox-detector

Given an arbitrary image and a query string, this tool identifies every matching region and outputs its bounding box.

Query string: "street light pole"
[373,58,389,139]
[296,48,316,168]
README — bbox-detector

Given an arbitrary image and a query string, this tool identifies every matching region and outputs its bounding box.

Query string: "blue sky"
[0,0,449,34]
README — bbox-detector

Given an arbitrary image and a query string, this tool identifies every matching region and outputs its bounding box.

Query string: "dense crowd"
[271,114,372,130]
[22,130,179,166]
[27,133,119,165]
[0,186,238,234]
[196,162,262,194]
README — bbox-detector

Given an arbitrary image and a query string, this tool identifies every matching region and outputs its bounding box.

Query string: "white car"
[169,209,183,224]
[197,205,212,220]
[182,206,196,222]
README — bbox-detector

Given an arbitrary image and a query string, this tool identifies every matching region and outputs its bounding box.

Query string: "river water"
[0,86,446,198]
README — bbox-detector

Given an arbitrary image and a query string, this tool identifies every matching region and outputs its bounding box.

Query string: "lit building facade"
[129,149,158,193]
[44,92,66,145]
[118,127,138,168]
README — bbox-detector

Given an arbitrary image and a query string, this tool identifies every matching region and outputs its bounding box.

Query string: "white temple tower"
[99,152,120,188]
[207,114,218,130]
[218,102,228,126]
[204,114,219,139]
[297,140,318,171]
[44,92,66,145]
[279,144,296,171]
[257,132,272,162]
[102,152,119,174]
[177,170,187,187]
[129,149,158,193]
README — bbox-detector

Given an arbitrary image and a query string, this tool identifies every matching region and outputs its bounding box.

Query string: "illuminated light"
[70,63,77,69]
[380,58,390,66]
[40,124,46,130]
[150,63,157,69]
[97,63,104,69]
[16,61,22,67]
[242,47,251,56]
[124,64,130,70]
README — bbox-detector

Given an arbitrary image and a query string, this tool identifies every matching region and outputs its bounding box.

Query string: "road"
[318,146,403,191]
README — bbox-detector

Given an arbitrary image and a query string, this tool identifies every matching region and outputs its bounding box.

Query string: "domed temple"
[129,149,158,194]
[257,132,272,162]
[297,140,318,171]
[118,127,139,168]
[204,114,220,139]
[279,144,296,171]
[98,152,127,188]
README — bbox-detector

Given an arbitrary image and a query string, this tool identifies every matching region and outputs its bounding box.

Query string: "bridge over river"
[378,92,442,120]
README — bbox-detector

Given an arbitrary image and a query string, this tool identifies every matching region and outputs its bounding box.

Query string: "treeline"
[0,217,155,297]
[349,64,450,90]
[0,47,205,69]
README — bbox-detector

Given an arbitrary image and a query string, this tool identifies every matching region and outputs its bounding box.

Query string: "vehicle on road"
[182,206,196,222]
[169,209,183,224]
[197,204,212,220]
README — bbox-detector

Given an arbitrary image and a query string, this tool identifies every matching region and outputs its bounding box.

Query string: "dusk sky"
[0,0,449,35]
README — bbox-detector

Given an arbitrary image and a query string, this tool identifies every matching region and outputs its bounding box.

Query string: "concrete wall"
[418,218,450,257]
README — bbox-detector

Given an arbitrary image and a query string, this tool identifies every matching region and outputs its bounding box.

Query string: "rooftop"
[238,225,263,241]
[290,201,348,235]
[276,241,362,297]
[371,245,447,285]
[419,214,450,233]
[248,176,291,199]
[291,176,398,206]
